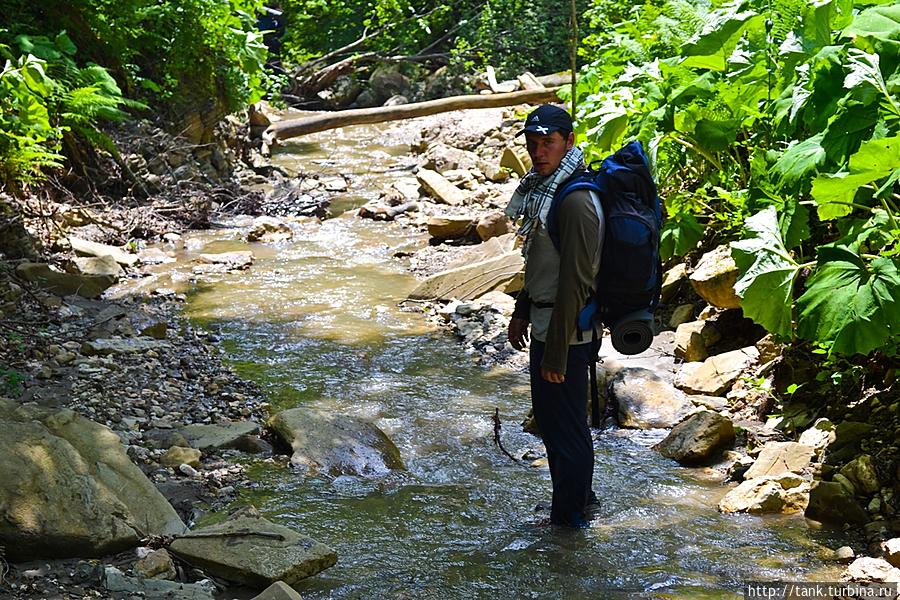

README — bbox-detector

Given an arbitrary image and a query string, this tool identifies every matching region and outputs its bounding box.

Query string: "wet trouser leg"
[530,339,595,526]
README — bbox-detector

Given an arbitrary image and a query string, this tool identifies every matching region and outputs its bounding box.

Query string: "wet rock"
[840,454,880,495]
[161,446,202,468]
[247,216,293,243]
[139,247,176,265]
[833,546,856,562]
[195,251,253,269]
[806,481,869,525]
[179,421,260,451]
[145,429,191,450]
[81,337,165,356]
[661,263,688,303]
[16,262,116,299]
[426,215,475,240]
[134,548,177,580]
[251,581,304,600]
[476,212,512,242]
[320,175,348,192]
[653,410,735,465]
[268,407,404,477]
[843,557,900,583]
[610,367,694,429]
[718,474,810,514]
[884,538,900,568]
[416,168,466,205]
[69,237,139,267]
[744,441,815,480]
[689,245,741,309]
[383,94,408,106]
[0,400,184,561]
[169,513,337,587]
[104,566,214,599]
[675,346,759,396]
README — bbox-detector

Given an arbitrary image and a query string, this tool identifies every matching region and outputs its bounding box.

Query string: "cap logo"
[534,125,549,134]
[531,115,540,121]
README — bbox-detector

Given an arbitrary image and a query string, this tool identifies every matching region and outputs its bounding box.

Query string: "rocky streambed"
[1,104,899,599]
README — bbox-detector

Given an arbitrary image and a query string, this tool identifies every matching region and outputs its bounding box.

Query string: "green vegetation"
[566,0,900,358]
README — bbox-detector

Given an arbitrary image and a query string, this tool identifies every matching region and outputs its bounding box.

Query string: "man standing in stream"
[505,104,603,528]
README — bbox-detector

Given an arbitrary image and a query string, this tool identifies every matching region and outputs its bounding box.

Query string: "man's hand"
[541,368,565,383]
[508,318,530,351]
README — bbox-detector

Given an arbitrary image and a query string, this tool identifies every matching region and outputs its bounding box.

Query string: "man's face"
[525,131,574,177]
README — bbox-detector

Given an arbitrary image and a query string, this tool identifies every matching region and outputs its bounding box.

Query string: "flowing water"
[160,119,847,598]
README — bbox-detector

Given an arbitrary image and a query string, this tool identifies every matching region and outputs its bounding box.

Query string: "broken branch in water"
[493,407,519,462]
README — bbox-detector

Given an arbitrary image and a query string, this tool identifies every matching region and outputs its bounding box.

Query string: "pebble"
[179,464,199,477]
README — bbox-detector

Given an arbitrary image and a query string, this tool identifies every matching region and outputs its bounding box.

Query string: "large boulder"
[268,408,404,477]
[689,244,741,309]
[843,557,900,583]
[251,581,304,600]
[673,320,721,363]
[744,441,815,480]
[426,215,475,240]
[368,64,411,104]
[407,248,523,302]
[0,400,184,560]
[839,454,880,495]
[104,566,215,599]
[179,421,261,451]
[718,474,810,514]
[169,513,336,587]
[805,481,869,525]
[610,367,694,429]
[675,346,759,395]
[72,255,125,279]
[16,262,116,299]
[476,212,512,241]
[69,237,138,267]
[419,143,480,173]
[653,410,735,465]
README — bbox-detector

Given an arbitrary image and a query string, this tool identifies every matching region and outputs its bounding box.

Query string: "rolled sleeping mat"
[610,310,654,355]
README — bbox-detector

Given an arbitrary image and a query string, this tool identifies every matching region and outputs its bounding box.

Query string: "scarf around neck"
[503,145,585,241]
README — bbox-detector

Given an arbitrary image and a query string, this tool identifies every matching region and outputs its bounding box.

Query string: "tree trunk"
[267,87,562,141]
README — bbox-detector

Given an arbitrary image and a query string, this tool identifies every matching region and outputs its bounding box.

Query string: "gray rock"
[689,244,741,309]
[72,255,125,279]
[134,548,177,580]
[16,262,116,299]
[81,337,166,356]
[194,251,253,269]
[675,346,760,396]
[610,367,694,429]
[246,217,293,243]
[0,400,184,561]
[668,304,695,329]
[719,474,810,514]
[805,481,869,525]
[69,237,139,266]
[840,454,881,495]
[420,143,480,173]
[179,421,260,451]
[654,410,735,465]
[169,514,337,587]
[843,557,900,583]
[250,581,304,600]
[268,407,404,477]
[104,566,214,600]
[744,441,815,480]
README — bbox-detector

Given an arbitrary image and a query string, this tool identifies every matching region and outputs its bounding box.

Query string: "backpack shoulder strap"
[546,169,602,251]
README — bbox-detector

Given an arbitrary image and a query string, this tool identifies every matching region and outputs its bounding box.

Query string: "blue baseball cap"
[517,104,574,136]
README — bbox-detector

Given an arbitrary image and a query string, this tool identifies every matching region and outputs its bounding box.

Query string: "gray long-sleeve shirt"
[519,188,604,374]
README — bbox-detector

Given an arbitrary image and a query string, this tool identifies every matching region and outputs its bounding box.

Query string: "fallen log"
[267,87,562,141]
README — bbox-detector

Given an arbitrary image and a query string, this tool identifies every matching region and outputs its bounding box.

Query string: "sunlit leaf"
[680,10,764,71]
[812,135,900,219]
[659,211,704,261]
[772,133,827,185]
[797,247,900,355]
[731,207,802,338]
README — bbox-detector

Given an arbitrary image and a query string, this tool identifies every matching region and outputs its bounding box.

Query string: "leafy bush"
[570,0,900,356]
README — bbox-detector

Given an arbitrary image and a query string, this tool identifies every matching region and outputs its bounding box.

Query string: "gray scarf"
[504,145,585,241]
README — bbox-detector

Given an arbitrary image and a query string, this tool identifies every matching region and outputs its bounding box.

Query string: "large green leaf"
[681,10,764,71]
[797,247,900,355]
[812,135,900,219]
[659,211,704,261]
[694,118,741,152]
[843,5,900,48]
[731,206,802,338]
[831,209,894,252]
[820,98,880,165]
[772,133,827,186]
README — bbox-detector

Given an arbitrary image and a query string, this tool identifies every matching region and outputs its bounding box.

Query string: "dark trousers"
[530,339,595,526]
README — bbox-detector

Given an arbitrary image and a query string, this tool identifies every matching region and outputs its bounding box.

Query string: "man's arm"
[541,190,601,377]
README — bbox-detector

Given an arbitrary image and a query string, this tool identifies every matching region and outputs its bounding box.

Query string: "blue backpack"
[546,140,663,332]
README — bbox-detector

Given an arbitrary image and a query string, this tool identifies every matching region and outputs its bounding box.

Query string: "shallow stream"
[165,119,846,598]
